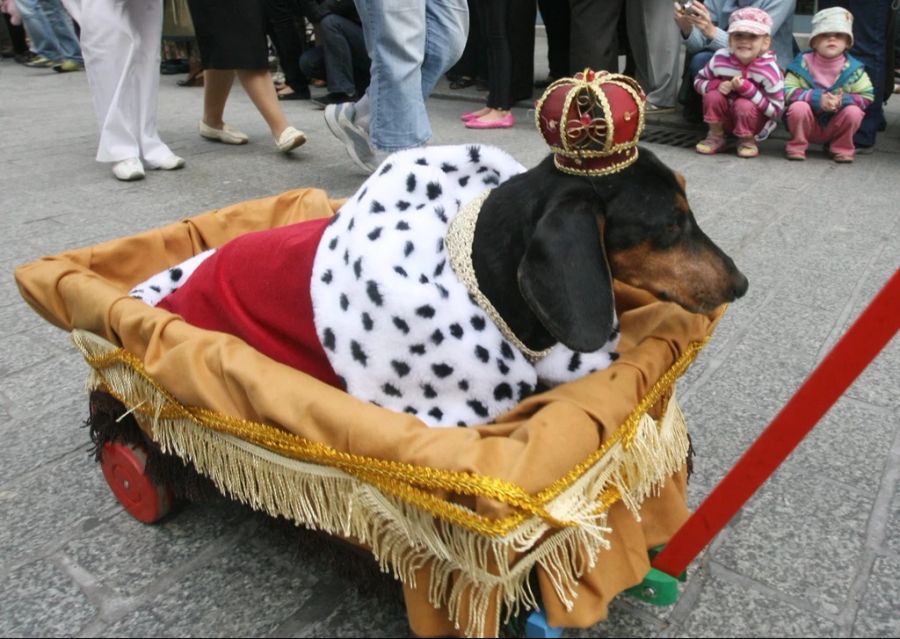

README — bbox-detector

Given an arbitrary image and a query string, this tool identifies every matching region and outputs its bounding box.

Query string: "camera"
[679,0,701,17]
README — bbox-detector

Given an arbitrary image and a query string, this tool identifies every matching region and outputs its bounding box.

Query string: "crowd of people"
[1,0,896,179]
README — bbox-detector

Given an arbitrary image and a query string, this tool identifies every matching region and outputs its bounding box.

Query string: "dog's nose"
[731,271,749,300]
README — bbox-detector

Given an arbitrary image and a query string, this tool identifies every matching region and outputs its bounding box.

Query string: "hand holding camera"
[674,1,715,40]
[679,1,701,17]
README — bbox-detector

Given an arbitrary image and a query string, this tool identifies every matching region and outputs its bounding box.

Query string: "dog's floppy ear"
[517,200,614,352]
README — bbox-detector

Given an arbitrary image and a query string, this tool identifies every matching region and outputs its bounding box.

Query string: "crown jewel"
[535,69,646,176]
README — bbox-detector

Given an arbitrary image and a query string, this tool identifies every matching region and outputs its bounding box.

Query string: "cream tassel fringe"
[73,330,690,638]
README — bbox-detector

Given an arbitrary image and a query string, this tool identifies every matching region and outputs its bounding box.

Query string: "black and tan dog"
[476,147,748,356]
[132,142,746,427]
[133,72,750,426]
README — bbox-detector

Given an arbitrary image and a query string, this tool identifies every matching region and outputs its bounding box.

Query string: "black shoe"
[449,76,475,90]
[311,92,355,109]
[13,51,36,65]
[277,85,312,101]
[161,59,189,75]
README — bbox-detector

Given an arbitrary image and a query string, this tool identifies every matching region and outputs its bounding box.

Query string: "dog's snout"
[731,271,749,300]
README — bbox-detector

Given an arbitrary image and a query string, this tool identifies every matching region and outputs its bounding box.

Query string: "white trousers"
[62,0,173,163]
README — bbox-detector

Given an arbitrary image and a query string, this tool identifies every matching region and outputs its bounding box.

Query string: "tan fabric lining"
[15,187,723,636]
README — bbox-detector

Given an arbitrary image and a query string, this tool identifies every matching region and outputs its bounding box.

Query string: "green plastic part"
[624,545,687,606]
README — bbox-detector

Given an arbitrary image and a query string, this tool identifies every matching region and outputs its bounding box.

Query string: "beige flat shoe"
[275,126,306,153]
[199,121,249,145]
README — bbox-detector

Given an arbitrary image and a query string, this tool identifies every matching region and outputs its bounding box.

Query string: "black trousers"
[568,0,622,73]
[263,0,309,91]
[538,0,569,79]
[476,0,513,109]
[2,13,28,55]
[507,0,536,103]
[298,14,369,96]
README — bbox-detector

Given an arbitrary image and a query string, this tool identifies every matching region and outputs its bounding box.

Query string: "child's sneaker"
[737,140,759,158]
[695,135,726,155]
[832,153,854,163]
[785,150,806,161]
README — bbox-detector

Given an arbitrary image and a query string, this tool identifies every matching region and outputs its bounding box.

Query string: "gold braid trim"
[74,327,709,536]
[74,329,699,637]
[445,190,552,362]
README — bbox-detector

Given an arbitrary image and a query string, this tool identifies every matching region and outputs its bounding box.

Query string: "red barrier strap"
[652,268,900,578]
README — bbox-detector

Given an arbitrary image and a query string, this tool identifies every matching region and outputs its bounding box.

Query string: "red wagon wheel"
[100,442,173,524]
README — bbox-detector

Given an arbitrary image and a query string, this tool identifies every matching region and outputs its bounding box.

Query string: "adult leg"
[476,0,512,112]
[128,0,178,165]
[354,0,429,151]
[235,68,292,138]
[538,0,569,79]
[818,0,891,147]
[446,0,479,85]
[346,20,371,95]
[847,0,891,147]
[318,14,364,96]
[75,0,142,163]
[421,0,468,97]
[202,69,237,130]
[506,0,535,102]
[39,0,81,63]
[681,50,714,122]
[567,0,623,73]
[15,0,62,62]
[298,45,327,86]
[263,0,309,97]
[2,12,29,55]
[627,0,681,108]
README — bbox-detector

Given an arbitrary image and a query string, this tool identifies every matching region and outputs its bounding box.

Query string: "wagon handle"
[652,268,900,578]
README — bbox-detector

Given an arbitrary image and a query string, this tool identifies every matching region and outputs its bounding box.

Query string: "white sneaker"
[112,158,145,181]
[274,126,307,153]
[146,155,186,171]
[199,121,249,145]
[323,102,376,173]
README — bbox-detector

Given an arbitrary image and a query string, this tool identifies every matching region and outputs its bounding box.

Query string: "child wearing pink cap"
[783,7,874,163]
[693,7,785,158]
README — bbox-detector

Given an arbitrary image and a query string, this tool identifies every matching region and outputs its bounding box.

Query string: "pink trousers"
[702,91,765,138]
[785,102,865,158]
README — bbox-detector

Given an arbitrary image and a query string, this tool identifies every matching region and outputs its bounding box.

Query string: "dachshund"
[131,144,747,427]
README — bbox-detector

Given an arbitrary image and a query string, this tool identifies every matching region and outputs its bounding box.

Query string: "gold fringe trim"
[73,329,695,637]
[74,328,711,537]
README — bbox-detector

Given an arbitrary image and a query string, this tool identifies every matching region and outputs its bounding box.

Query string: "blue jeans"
[299,14,369,96]
[354,0,468,151]
[15,0,83,63]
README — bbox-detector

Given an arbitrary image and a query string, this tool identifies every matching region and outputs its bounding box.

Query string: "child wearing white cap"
[693,7,785,158]
[783,7,874,162]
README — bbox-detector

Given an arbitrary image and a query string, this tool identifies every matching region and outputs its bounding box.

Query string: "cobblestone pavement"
[1,38,898,637]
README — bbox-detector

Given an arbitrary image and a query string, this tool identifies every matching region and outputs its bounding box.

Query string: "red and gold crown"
[535,69,646,177]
